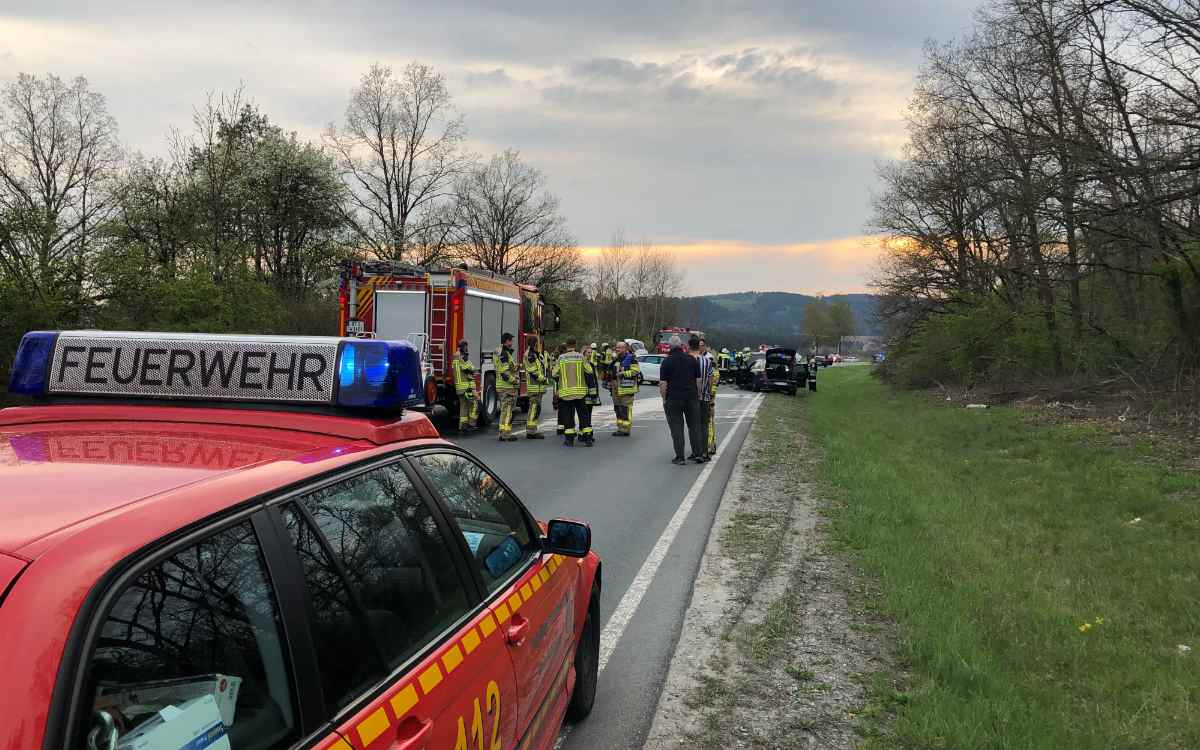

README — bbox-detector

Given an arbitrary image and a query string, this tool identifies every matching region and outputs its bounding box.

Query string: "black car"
[750,347,798,395]
[735,352,766,389]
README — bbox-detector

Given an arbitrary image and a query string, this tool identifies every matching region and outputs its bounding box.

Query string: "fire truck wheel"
[478,375,498,427]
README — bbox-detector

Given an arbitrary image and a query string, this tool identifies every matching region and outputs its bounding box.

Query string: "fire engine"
[652,326,706,353]
[338,260,560,425]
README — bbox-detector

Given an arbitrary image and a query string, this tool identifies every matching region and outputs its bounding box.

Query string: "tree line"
[0,63,639,392]
[873,0,1200,398]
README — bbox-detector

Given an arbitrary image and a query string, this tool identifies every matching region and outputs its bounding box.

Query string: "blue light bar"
[6,330,422,413]
[7,331,58,396]
[335,339,422,410]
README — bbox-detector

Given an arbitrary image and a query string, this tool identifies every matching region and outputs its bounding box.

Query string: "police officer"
[494,332,518,442]
[555,337,588,447]
[524,338,548,439]
[609,341,640,436]
[452,339,478,432]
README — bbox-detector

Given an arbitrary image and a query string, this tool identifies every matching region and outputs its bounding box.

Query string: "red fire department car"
[0,330,601,750]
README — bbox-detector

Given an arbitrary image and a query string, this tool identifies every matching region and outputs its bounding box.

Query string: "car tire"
[567,589,600,722]
[478,375,498,427]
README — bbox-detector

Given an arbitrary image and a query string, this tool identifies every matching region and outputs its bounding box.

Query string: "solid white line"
[554,393,763,748]
[597,393,762,670]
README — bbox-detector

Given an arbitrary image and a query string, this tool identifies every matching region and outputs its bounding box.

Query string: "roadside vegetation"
[874,0,1200,407]
[811,367,1200,749]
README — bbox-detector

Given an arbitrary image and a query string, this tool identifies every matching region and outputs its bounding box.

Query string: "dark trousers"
[665,398,702,459]
[558,399,591,442]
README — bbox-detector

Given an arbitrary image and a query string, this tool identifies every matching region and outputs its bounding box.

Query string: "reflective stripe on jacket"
[615,353,640,396]
[555,351,586,399]
[525,350,547,395]
[453,356,475,395]
[495,345,517,392]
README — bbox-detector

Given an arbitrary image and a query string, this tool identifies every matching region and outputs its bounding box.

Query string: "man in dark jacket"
[658,335,704,464]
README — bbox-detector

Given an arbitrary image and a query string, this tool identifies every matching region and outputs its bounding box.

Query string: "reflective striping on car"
[389,684,419,718]
[509,592,524,612]
[442,643,465,674]
[356,707,391,746]
[418,663,444,694]
[461,627,482,654]
[345,554,570,748]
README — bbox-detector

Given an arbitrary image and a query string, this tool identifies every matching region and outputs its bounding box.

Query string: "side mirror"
[544,519,591,557]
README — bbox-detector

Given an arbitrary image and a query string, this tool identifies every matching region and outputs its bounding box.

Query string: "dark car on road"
[749,347,799,395]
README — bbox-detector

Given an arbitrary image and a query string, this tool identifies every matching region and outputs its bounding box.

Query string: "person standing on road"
[552,343,567,436]
[495,332,518,442]
[609,341,640,436]
[698,337,719,458]
[659,335,703,465]
[453,339,478,433]
[580,343,600,446]
[555,337,589,447]
[524,338,547,439]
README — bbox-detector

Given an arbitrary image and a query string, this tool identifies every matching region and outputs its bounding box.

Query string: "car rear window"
[83,521,298,750]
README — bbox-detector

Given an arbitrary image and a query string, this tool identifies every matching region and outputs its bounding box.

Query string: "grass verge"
[810,366,1200,749]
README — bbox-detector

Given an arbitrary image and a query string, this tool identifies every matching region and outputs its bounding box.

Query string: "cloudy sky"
[1,0,977,295]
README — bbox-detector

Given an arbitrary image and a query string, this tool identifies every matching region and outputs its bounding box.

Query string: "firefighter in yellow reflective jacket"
[452,339,478,432]
[581,343,601,446]
[524,339,548,439]
[551,343,567,435]
[609,341,640,436]
[554,337,589,447]
[699,337,720,456]
[495,332,518,442]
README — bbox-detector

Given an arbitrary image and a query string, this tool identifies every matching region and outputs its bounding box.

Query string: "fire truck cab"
[338,261,560,426]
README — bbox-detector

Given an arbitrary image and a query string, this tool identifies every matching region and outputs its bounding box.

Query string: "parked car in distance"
[637,353,665,384]
[624,338,648,356]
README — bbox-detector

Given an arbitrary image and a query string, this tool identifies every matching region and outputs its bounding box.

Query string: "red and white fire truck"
[338,260,560,425]
[652,326,706,353]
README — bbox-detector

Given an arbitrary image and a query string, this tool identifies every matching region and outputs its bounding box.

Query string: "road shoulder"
[644,393,902,749]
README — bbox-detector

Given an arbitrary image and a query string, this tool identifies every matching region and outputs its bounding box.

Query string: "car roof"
[0,403,441,556]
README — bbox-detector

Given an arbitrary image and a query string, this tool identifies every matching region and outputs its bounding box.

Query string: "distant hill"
[673,292,882,350]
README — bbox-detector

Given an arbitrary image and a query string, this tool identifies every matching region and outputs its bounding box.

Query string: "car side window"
[82,520,297,750]
[282,461,472,711]
[415,452,540,593]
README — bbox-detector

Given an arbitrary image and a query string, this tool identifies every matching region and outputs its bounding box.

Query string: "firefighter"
[699,337,719,456]
[580,343,600,446]
[555,337,589,447]
[452,339,478,432]
[600,341,615,386]
[524,338,547,439]
[552,343,567,435]
[609,341,640,436]
[494,332,518,442]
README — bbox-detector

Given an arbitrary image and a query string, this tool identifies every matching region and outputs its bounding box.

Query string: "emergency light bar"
[7,331,423,411]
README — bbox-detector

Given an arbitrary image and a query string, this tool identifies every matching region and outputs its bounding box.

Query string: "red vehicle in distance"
[652,327,705,354]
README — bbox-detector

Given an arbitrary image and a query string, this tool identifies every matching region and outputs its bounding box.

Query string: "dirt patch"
[644,397,901,749]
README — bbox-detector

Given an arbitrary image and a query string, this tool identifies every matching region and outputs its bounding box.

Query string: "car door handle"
[391,717,433,750]
[507,613,530,646]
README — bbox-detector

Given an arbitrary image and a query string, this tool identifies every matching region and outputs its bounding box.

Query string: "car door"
[269,457,518,750]
[411,450,576,746]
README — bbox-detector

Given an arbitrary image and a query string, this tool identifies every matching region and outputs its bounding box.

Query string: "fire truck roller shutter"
[464,293,484,369]
[374,290,427,343]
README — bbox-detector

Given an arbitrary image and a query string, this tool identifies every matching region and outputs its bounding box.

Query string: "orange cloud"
[579,235,887,295]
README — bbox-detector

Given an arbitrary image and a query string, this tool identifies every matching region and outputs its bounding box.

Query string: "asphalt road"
[435,385,765,749]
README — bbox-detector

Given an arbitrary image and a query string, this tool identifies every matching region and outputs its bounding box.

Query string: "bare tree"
[449,149,583,290]
[327,63,467,264]
[0,73,121,312]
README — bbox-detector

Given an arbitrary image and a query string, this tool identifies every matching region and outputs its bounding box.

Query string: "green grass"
[809,367,1200,749]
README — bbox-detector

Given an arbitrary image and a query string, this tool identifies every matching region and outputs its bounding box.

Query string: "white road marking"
[554,393,764,748]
